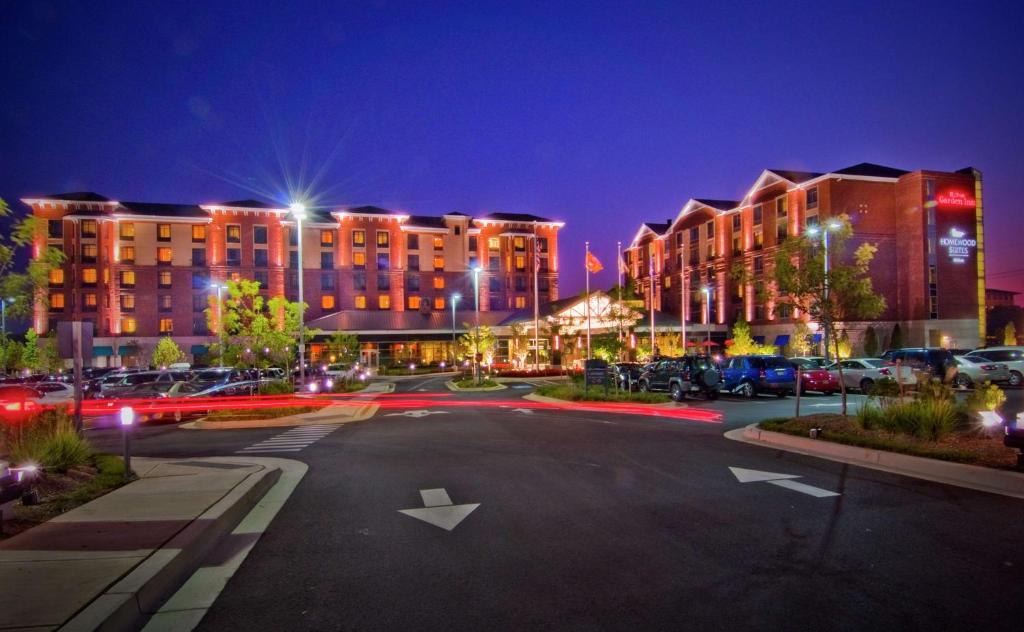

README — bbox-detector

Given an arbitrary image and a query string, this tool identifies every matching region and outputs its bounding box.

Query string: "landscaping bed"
[453,377,501,389]
[203,406,319,422]
[535,383,670,403]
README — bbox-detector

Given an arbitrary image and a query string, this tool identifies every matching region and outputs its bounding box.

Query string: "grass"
[204,406,319,421]
[454,377,500,388]
[2,409,92,473]
[331,380,368,393]
[535,383,670,403]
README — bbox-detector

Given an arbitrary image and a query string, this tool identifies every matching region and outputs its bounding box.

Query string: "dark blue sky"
[2,1,1022,297]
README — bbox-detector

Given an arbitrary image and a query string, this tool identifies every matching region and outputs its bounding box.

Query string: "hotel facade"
[624,162,986,352]
[24,193,562,367]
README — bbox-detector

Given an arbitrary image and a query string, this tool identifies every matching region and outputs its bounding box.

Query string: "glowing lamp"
[120,406,135,426]
[289,202,308,221]
[979,411,1003,428]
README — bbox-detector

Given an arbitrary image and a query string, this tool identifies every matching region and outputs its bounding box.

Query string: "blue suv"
[722,355,796,398]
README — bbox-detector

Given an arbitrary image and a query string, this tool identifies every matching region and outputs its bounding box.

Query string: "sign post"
[584,358,608,397]
[57,321,93,433]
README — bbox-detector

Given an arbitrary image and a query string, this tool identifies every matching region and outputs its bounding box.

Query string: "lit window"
[433,296,445,310]
[120,270,136,287]
[433,256,444,271]
[119,222,135,240]
[377,231,390,248]
[121,294,135,311]
[321,295,336,310]
[515,255,526,270]
[408,295,421,309]
[514,236,525,251]
[515,296,526,308]
[157,224,171,241]
[159,318,173,334]
[807,187,818,210]
[122,317,137,334]
[82,268,97,285]
[230,272,241,282]
[378,295,391,309]
[159,270,172,288]
[49,268,64,286]
[158,247,172,264]
[353,252,366,268]
[158,295,172,312]
[84,293,97,309]
[433,236,444,250]
[226,224,241,243]
[82,244,98,261]
[321,230,334,247]
[121,245,136,263]
[352,230,365,246]
[81,220,97,238]
[433,276,445,289]
[192,224,207,242]
[354,295,367,309]
[50,293,65,310]
[488,237,500,250]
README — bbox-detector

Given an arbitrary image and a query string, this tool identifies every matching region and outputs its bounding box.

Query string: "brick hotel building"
[625,163,986,351]
[24,193,562,367]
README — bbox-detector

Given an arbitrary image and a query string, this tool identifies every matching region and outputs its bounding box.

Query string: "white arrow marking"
[384,409,449,418]
[729,467,839,498]
[511,408,534,414]
[398,488,480,531]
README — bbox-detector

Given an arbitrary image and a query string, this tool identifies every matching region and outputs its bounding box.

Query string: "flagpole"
[649,254,655,358]
[585,241,592,360]
[533,221,540,371]
[616,241,623,360]
[680,266,686,355]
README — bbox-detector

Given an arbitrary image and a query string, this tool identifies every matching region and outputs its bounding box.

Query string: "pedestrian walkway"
[236,424,340,453]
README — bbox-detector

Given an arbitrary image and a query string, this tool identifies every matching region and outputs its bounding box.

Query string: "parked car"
[789,356,830,369]
[191,368,247,389]
[34,381,75,404]
[721,355,795,398]
[611,362,643,390]
[964,346,1024,388]
[94,370,190,399]
[788,358,839,395]
[951,355,1011,388]
[828,358,916,392]
[880,348,957,383]
[637,356,721,401]
[0,384,43,420]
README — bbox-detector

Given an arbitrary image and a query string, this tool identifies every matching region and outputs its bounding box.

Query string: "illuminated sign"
[938,227,976,264]
[936,189,976,208]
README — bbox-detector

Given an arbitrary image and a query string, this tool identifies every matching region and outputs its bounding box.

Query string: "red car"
[789,358,839,395]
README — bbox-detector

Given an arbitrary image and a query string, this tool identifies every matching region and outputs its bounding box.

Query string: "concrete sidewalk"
[0,456,283,631]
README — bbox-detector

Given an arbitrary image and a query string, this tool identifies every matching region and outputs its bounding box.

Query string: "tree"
[836,329,852,359]
[205,279,307,370]
[458,324,496,364]
[1004,322,1018,346]
[770,216,886,414]
[509,322,531,367]
[863,325,879,357]
[725,317,776,356]
[21,328,40,371]
[592,333,625,362]
[0,198,66,324]
[790,322,813,356]
[151,336,185,368]
[0,338,23,374]
[325,332,360,365]
[888,323,903,351]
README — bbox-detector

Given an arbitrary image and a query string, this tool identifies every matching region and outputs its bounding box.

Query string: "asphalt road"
[86,376,1024,631]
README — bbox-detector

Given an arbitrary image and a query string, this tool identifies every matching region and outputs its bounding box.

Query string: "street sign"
[398,488,480,531]
[729,467,840,498]
[57,321,93,359]
[584,358,608,386]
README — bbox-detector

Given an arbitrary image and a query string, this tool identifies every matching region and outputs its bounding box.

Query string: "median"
[533,383,670,403]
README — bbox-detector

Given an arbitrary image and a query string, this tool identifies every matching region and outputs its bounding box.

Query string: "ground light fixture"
[120,406,134,481]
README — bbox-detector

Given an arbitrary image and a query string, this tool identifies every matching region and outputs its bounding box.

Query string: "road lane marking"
[399,487,480,531]
[236,425,341,453]
[729,466,840,498]
[384,409,449,418]
[767,479,841,498]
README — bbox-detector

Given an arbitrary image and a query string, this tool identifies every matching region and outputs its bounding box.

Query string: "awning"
[753,335,765,344]
[812,333,823,343]
[92,345,113,357]
[774,335,790,346]
[190,345,209,355]
[120,344,139,355]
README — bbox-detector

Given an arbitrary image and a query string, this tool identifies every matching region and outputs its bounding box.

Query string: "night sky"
[2,1,1022,298]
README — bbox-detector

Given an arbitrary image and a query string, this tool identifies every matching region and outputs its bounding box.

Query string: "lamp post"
[472,267,481,384]
[702,286,712,349]
[210,284,225,368]
[290,202,308,386]
[450,293,461,367]
[0,297,11,337]
[806,220,842,361]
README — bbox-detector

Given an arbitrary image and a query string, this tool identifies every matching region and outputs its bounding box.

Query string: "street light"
[450,293,461,367]
[210,283,225,368]
[290,201,308,386]
[806,220,843,361]
[472,267,481,384]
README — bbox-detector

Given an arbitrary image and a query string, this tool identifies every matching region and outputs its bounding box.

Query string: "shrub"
[259,380,295,395]
[867,377,900,398]
[4,409,92,472]
[917,378,954,402]
[855,401,887,431]
[966,381,1006,412]
[882,398,962,441]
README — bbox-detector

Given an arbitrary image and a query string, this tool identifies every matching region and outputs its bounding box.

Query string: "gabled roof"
[833,162,909,178]
[404,215,447,229]
[339,205,408,216]
[766,169,824,184]
[694,199,738,211]
[216,199,285,209]
[38,192,111,202]
[116,201,208,218]
[476,212,556,224]
[643,221,670,234]
[669,198,738,233]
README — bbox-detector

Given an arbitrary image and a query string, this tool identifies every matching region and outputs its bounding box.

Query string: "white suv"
[965,346,1024,387]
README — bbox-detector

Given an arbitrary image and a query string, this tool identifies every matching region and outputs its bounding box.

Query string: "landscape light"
[979,411,1003,428]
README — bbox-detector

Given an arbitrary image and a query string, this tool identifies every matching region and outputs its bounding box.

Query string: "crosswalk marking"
[237,424,340,453]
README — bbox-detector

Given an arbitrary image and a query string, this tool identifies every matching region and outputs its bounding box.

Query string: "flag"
[618,255,626,275]
[586,251,604,274]
[535,237,542,273]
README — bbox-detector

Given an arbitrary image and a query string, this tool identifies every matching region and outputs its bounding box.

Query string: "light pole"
[290,202,307,386]
[807,220,842,361]
[702,286,712,349]
[210,284,225,368]
[472,267,481,384]
[450,293,461,367]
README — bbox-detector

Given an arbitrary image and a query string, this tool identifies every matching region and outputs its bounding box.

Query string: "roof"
[693,199,738,211]
[766,169,823,184]
[117,201,208,218]
[643,221,671,235]
[476,212,555,224]
[833,162,909,178]
[405,215,447,229]
[307,309,516,333]
[986,287,1020,296]
[501,294,588,324]
[39,192,111,202]
[339,205,408,216]
[216,199,284,209]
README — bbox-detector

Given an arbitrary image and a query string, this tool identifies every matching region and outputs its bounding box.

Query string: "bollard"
[120,406,135,482]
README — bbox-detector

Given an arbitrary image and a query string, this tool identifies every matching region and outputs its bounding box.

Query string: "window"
[159,295,172,313]
[407,274,420,291]
[193,317,208,335]
[753,256,764,275]
[489,277,501,292]
[226,248,241,266]
[753,205,763,226]
[805,214,820,228]
[192,224,206,242]
[321,295,336,310]
[321,273,335,291]
[157,224,171,241]
[433,296,445,310]
[289,251,299,268]
[354,295,367,309]
[377,275,391,291]
[49,268,64,286]
[454,226,461,236]
[158,247,172,265]
[377,231,390,248]
[82,244,98,262]
[353,252,366,269]
[84,293,97,311]
[287,271,298,291]
[192,248,206,266]
[48,219,63,239]
[538,237,548,253]
[320,252,334,270]
[706,221,716,258]
[50,293,65,311]
[433,236,444,250]
[229,271,241,282]
[288,228,298,247]
[119,222,135,240]
[433,255,444,271]
[193,294,207,312]
[539,257,549,273]
[515,255,526,270]
[515,276,528,292]
[254,249,268,267]
[192,272,208,289]
[468,236,478,252]
[377,253,390,271]
[408,254,420,270]
[807,187,818,210]
[226,224,241,243]
[515,296,526,308]
[433,276,445,289]
[352,230,365,247]
[489,255,500,270]
[159,318,173,334]
[354,272,367,291]
[488,237,500,250]
[254,270,269,288]
[407,234,419,250]
[753,229,763,249]
[732,215,742,232]
[251,225,267,245]
[320,230,333,247]
[120,294,135,312]
[408,295,421,310]
[777,304,792,319]
[469,254,478,269]
[122,317,137,334]
[776,198,788,242]
[120,270,136,288]
[514,236,525,251]
[81,220,97,238]
[158,270,172,288]
[754,305,765,321]
[120,245,135,264]
[378,295,391,309]
[539,277,550,292]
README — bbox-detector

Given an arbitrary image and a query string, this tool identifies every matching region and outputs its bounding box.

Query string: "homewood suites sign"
[938,227,976,264]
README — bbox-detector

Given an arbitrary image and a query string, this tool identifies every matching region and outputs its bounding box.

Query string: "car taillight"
[879,368,891,376]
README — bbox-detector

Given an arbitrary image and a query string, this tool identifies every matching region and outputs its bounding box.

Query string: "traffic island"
[445,378,507,392]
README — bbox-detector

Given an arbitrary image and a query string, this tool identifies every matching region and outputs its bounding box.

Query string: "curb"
[180,402,380,430]
[59,462,283,631]
[521,392,684,408]
[726,423,1024,500]
[445,380,507,392]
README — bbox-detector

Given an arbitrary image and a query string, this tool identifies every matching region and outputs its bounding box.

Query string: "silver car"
[952,355,1010,388]
[964,347,1024,388]
[828,358,916,392]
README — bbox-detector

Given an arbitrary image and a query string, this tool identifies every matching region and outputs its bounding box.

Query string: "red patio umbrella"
[700,340,719,347]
